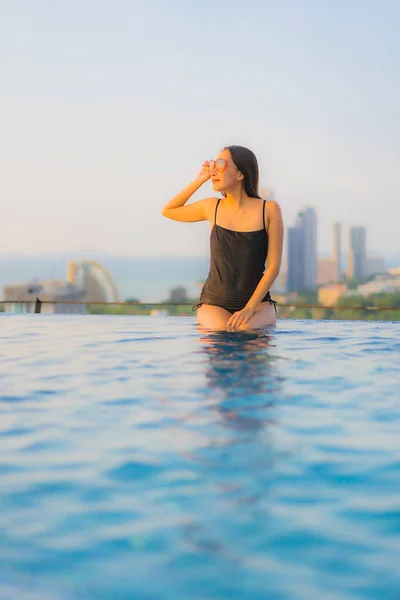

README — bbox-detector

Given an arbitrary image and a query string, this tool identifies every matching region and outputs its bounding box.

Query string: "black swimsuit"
[193,198,277,315]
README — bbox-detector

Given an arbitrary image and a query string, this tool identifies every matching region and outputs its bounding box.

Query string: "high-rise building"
[333,222,341,281]
[287,226,304,292]
[302,207,317,290]
[347,227,366,280]
[287,207,317,293]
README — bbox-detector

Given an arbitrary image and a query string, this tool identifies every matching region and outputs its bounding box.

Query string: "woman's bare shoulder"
[264,200,283,228]
[204,196,221,221]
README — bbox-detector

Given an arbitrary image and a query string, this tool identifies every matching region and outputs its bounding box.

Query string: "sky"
[1,0,399,259]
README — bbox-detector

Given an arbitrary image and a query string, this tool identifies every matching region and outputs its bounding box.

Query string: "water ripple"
[0,315,399,599]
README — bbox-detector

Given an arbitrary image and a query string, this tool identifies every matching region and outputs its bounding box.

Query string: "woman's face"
[210,149,242,193]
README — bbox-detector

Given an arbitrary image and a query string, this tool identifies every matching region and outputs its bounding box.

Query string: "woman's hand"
[227,307,256,330]
[196,160,211,184]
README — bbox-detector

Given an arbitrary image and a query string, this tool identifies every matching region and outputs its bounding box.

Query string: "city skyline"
[282,204,388,293]
[1,1,400,257]
[0,199,396,301]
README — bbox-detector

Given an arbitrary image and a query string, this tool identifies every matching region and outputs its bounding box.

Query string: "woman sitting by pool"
[161,145,284,331]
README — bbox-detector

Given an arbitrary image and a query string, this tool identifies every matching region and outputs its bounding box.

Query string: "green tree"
[298,290,319,304]
[291,307,313,319]
[334,294,367,320]
[367,293,400,309]
[167,286,189,303]
[311,307,331,320]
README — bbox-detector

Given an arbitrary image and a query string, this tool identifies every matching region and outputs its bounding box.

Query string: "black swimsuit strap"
[214,198,221,225]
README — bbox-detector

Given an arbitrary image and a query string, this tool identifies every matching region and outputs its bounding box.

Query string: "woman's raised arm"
[161,161,216,223]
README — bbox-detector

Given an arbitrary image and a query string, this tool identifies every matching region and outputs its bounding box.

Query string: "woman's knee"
[196,305,231,330]
[237,305,277,330]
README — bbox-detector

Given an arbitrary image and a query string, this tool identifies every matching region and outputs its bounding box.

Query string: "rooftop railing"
[1,298,399,316]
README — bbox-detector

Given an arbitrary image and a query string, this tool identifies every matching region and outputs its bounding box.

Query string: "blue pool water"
[0,315,399,600]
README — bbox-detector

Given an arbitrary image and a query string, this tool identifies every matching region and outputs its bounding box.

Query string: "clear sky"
[1,0,399,258]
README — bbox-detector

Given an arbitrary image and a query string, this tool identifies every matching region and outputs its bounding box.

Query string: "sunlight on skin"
[196,302,276,332]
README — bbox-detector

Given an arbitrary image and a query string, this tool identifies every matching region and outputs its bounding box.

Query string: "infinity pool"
[0,315,399,600]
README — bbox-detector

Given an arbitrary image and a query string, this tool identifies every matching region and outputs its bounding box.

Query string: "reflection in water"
[180,328,286,556]
[197,327,283,433]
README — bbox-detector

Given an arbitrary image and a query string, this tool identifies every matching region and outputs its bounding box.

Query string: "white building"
[3,259,120,315]
[346,276,400,297]
[3,280,86,314]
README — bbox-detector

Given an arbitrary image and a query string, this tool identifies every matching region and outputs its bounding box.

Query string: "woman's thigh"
[196,304,232,330]
[197,302,276,331]
[238,302,277,331]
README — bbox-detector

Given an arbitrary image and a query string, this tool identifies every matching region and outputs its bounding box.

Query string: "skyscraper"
[287,207,317,293]
[333,222,341,281]
[347,227,366,280]
[302,207,317,290]
[287,226,304,292]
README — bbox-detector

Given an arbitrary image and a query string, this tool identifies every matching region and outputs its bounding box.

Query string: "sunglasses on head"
[208,158,237,173]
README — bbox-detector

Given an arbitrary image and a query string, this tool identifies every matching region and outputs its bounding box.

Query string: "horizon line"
[0,250,397,259]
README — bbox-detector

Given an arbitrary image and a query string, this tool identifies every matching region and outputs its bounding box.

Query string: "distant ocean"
[1,253,399,303]
[0,255,210,302]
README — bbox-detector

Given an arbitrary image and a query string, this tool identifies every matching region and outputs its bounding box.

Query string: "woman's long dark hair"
[223,145,262,199]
